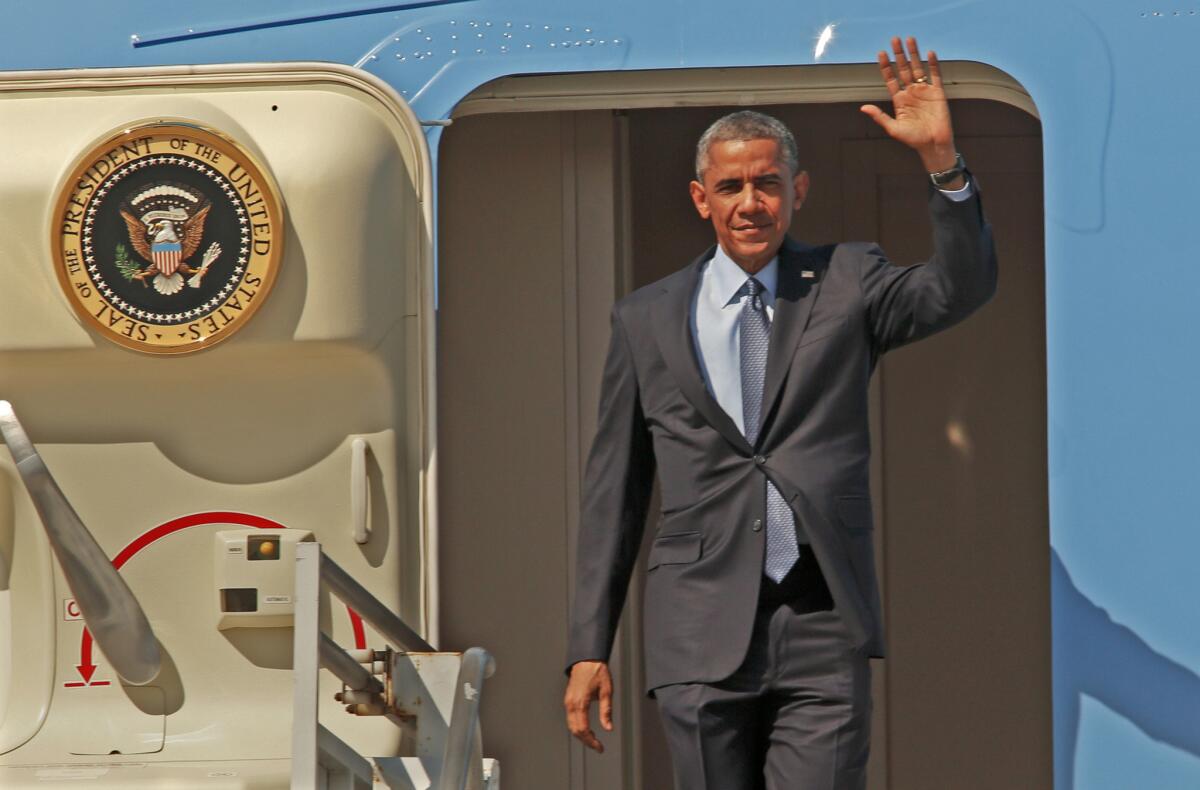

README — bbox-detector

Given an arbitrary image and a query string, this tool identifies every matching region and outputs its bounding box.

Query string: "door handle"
[351,437,369,545]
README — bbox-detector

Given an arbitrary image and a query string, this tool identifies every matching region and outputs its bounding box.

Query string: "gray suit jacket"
[567,188,997,692]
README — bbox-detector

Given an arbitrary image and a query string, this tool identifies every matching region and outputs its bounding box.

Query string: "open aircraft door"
[0,64,490,788]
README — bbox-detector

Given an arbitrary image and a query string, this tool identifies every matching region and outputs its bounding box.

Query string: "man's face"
[689,138,809,273]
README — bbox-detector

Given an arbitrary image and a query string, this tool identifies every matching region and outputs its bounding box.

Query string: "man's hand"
[564,660,614,753]
[860,36,962,184]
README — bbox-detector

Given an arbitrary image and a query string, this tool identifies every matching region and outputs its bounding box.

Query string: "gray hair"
[694,110,799,182]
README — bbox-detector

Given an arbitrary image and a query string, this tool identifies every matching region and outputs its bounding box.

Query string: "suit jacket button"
[752,519,763,532]
[754,455,766,465]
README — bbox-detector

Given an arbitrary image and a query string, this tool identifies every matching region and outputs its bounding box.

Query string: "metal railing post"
[434,647,496,790]
[291,541,322,790]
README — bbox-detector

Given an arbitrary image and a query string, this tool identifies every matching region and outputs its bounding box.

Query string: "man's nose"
[737,184,762,212]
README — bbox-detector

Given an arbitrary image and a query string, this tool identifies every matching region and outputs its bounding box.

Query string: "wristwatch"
[928,153,967,188]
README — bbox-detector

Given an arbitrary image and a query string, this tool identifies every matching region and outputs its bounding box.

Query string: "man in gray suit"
[564,37,996,789]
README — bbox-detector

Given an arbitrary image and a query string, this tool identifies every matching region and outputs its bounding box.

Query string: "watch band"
[929,153,967,187]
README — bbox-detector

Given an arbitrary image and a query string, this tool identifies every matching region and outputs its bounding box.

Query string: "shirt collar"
[710,245,779,307]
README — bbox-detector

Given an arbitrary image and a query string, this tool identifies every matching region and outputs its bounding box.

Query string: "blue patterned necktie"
[739,277,800,583]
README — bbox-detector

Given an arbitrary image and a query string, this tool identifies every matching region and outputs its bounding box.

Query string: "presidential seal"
[53,121,284,354]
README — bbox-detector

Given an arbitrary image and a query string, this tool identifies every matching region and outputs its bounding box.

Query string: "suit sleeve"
[565,307,656,671]
[861,184,998,354]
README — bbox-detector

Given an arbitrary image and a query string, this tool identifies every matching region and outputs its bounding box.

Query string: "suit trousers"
[654,569,872,790]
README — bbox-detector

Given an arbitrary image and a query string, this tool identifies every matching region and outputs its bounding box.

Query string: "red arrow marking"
[70,511,369,687]
[77,629,97,684]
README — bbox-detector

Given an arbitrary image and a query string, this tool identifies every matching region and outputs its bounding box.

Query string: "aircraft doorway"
[438,91,1048,790]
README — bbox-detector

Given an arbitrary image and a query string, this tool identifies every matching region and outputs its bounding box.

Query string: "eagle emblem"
[119,184,222,295]
[54,120,283,354]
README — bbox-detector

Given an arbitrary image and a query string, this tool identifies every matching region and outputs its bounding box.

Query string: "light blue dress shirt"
[690,248,778,437]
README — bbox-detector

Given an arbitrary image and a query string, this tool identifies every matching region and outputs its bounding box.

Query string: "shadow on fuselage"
[1052,549,1200,788]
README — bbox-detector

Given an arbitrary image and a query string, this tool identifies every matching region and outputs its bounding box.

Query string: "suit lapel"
[760,239,825,432]
[651,250,752,455]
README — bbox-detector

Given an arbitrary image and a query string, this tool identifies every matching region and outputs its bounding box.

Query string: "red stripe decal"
[111,511,288,569]
[349,609,367,650]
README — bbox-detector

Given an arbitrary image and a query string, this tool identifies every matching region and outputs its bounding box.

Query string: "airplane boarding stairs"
[0,401,500,789]
[291,540,501,790]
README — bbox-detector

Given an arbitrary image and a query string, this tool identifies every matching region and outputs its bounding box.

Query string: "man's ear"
[792,170,811,209]
[689,180,711,220]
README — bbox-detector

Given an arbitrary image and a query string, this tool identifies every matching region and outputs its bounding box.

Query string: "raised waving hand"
[861,36,961,180]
